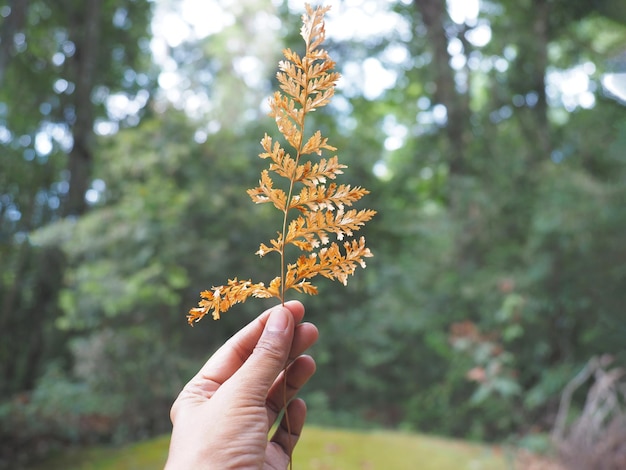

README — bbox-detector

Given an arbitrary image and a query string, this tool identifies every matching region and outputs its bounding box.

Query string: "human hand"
[165,301,318,469]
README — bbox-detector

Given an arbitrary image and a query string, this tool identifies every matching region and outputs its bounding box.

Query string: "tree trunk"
[65,0,103,216]
[0,0,29,87]
[414,0,470,175]
[531,0,551,162]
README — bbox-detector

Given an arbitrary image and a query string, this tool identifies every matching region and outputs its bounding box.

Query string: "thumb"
[231,306,294,399]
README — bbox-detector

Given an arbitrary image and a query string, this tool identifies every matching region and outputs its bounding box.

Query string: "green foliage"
[68,326,186,441]
[0,326,189,468]
[0,0,156,413]
[0,242,67,396]
[0,363,113,467]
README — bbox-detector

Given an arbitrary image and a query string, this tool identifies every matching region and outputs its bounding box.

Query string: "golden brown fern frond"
[188,4,375,325]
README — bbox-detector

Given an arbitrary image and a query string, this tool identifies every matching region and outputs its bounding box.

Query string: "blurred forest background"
[1,0,626,467]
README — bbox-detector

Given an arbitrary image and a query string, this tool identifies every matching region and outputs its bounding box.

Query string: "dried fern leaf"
[188,3,375,325]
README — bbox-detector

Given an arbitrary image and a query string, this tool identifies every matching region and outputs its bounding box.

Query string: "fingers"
[266,355,316,425]
[289,322,319,362]
[228,306,296,399]
[281,300,305,323]
[269,398,307,457]
[191,301,307,392]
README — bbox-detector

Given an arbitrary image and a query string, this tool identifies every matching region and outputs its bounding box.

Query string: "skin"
[165,301,319,469]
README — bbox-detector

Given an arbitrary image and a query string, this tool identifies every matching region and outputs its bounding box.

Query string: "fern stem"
[279,50,309,470]
[280,115,307,470]
[280,147,303,304]
[280,62,308,303]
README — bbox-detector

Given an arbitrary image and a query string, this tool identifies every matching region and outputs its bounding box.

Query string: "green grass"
[27,427,515,469]
[25,435,171,470]
[294,427,513,469]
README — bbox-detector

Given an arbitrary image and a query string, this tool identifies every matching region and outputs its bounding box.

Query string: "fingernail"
[266,308,289,333]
